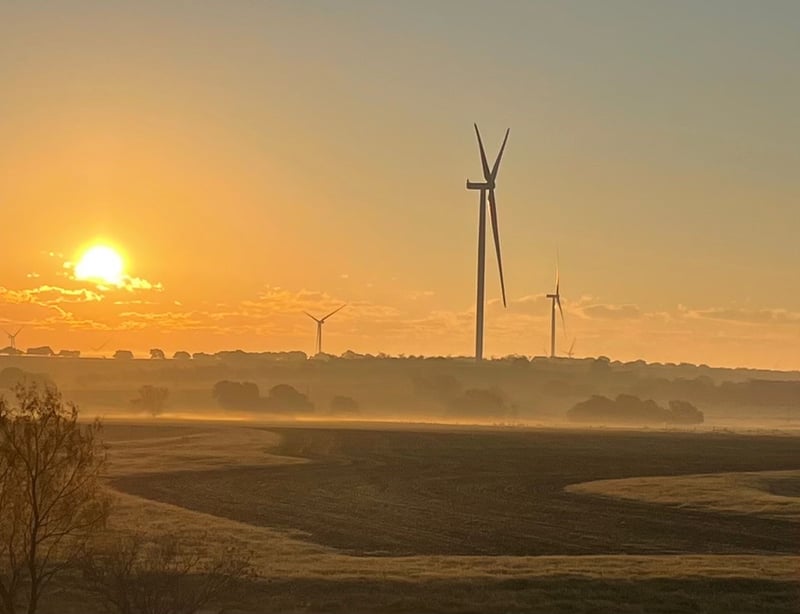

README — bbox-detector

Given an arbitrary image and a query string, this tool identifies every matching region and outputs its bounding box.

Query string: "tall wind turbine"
[546,265,566,358]
[4,326,23,350]
[466,124,510,362]
[304,305,346,355]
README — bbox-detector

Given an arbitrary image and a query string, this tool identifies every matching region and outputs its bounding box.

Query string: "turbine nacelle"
[466,180,492,191]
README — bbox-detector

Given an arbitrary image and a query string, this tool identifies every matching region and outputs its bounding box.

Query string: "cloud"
[576,303,642,320]
[679,305,800,326]
[0,285,104,305]
[120,275,163,291]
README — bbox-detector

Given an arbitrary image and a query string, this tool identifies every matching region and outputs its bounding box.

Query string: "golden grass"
[567,470,800,523]
[100,422,800,583]
[104,422,305,476]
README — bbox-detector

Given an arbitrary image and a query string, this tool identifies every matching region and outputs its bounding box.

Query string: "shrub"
[80,532,251,614]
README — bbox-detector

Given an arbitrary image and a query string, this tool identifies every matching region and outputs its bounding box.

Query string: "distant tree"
[25,346,54,357]
[413,374,462,404]
[447,387,510,418]
[591,357,611,373]
[80,532,251,614]
[132,385,169,417]
[264,384,313,412]
[113,350,134,360]
[567,394,704,425]
[500,354,530,366]
[212,381,261,410]
[0,384,109,614]
[192,352,215,362]
[149,348,166,360]
[329,395,359,414]
[668,400,704,424]
[172,351,191,360]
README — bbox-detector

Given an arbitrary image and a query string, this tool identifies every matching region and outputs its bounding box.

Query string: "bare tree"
[0,384,109,614]
[81,532,251,614]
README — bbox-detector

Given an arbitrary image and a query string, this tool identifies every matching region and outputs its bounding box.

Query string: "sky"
[1,1,799,369]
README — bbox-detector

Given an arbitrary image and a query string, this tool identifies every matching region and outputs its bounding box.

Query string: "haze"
[2,1,800,369]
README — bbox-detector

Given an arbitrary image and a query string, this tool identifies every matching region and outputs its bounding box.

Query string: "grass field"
[97,423,800,613]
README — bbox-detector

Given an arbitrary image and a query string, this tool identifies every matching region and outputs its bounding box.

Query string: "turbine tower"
[304,305,346,355]
[466,124,509,362]
[4,326,23,350]
[546,265,566,358]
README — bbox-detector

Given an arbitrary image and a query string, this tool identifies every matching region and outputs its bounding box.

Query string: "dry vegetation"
[98,423,800,612]
[2,408,790,612]
[567,470,800,522]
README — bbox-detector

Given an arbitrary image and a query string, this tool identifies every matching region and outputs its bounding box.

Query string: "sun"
[74,245,125,286]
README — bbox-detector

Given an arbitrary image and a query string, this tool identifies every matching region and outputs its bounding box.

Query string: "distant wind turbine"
[567,338,576,359]
[546,263,566,358]
[91,338,112,356]
[466,124,510,362]
[4,326,23,350]
[304,305,346,355]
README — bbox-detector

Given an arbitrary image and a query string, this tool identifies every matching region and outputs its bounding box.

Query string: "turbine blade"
[321,304,346,322]
[555,248,560,293]
[557,297,566,336]
[304,311,321,323]
[474,124,491,181]
[14,326,23,336]
[488,190,507,308]
[490,128,510,181]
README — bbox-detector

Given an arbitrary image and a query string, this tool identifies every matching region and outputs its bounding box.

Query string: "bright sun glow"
[74,245,125,286]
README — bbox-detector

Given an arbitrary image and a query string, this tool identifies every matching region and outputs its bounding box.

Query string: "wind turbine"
[466,124,510,362]
[91,338,112,357]
[304,305,346,355]
[4,326,23,350]
[546,264,566,358]
[567,338,576,359]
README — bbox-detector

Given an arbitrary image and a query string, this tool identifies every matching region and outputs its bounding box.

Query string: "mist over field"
[2,353,798,430]
[4,1,800,612]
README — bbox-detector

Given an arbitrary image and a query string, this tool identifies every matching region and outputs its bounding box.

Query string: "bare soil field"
[83,423,800,613]
[111,427,800,557]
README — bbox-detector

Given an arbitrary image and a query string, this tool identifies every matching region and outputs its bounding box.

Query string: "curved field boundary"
[566,470,800,522]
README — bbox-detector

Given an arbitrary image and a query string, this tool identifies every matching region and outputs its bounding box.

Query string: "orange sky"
[2,3,799,369]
